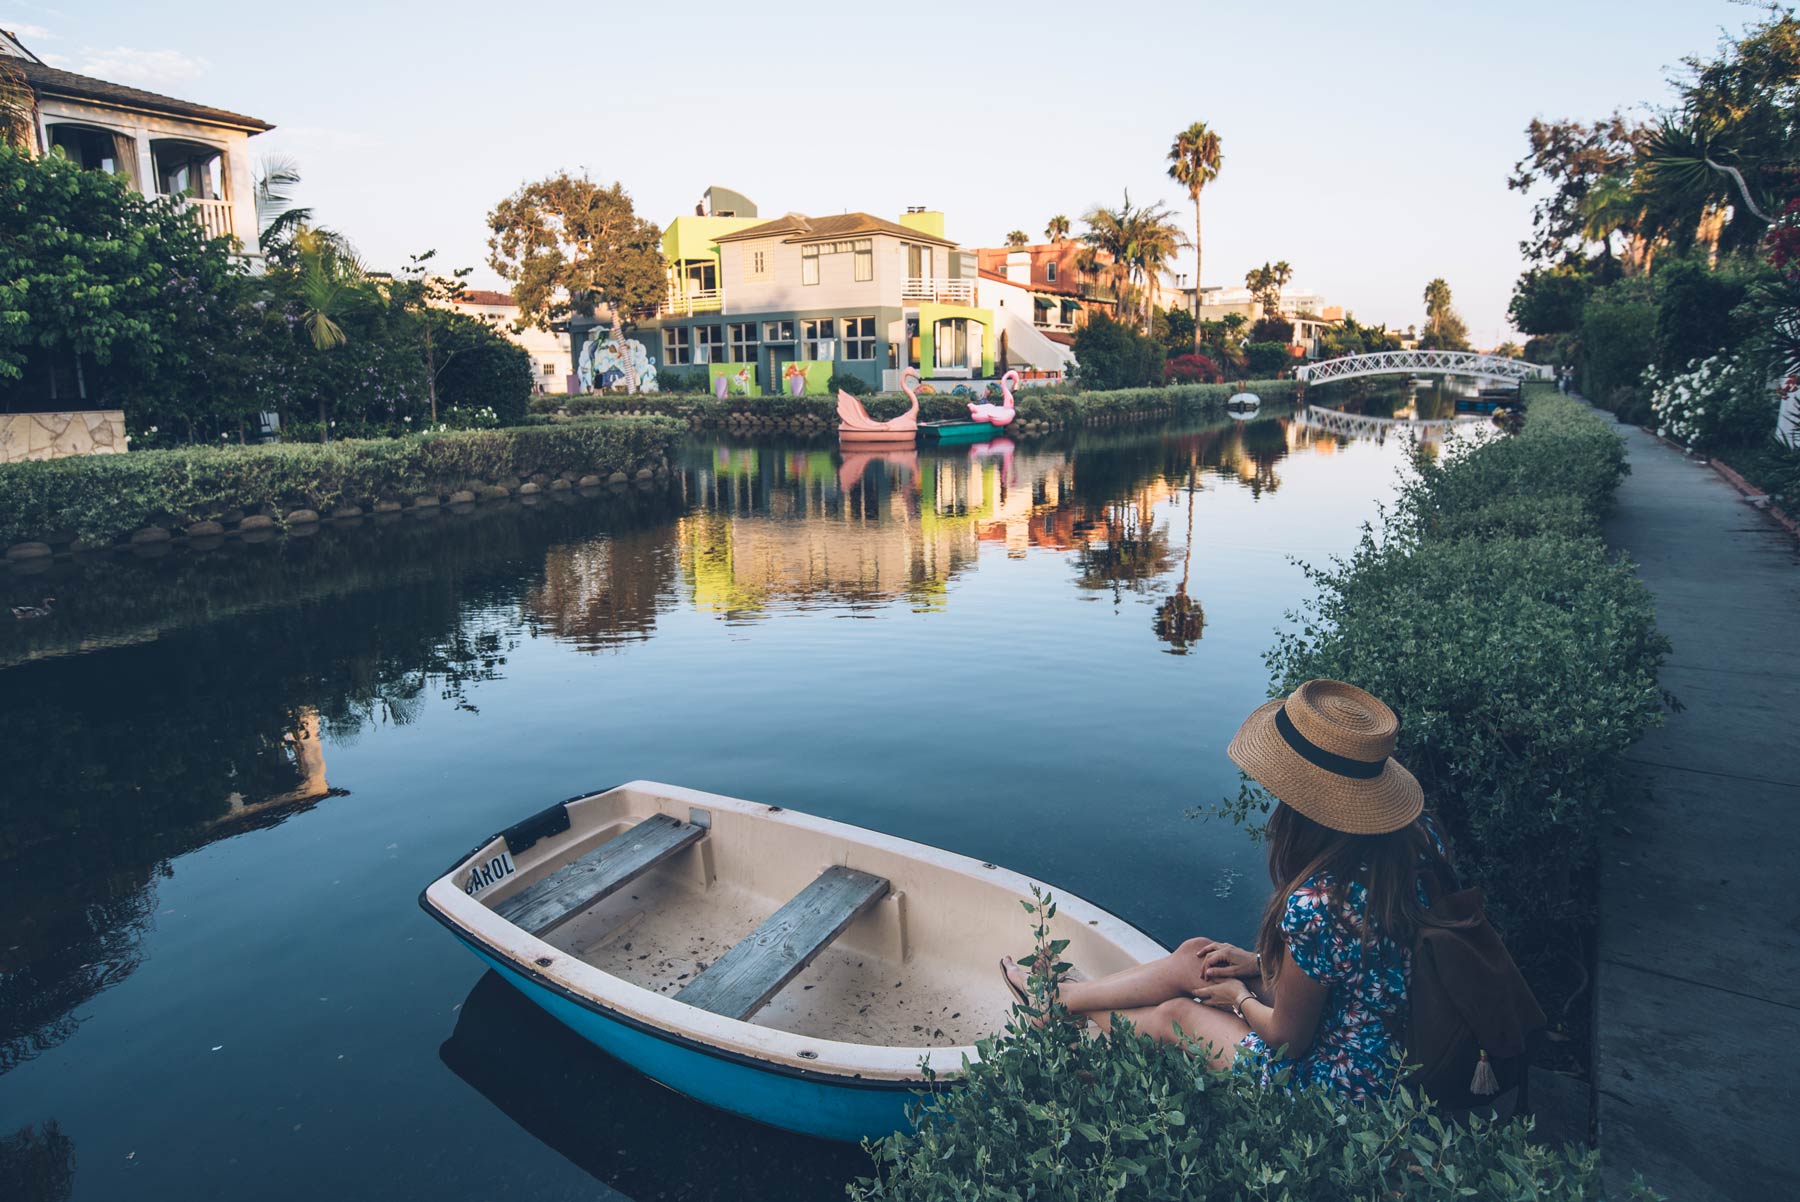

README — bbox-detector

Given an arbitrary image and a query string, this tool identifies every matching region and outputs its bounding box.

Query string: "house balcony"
[660,287,723,316]
[902,277,977,305]
[1034,318,1075,334]
[175,195,235,240]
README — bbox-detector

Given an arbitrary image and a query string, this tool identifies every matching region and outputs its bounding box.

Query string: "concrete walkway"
[1596,416,1800,1200]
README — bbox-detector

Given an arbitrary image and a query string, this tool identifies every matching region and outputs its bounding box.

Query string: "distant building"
[3,29,272,259]
[972,242,1118,339]
[446,290,574,394]
[577,189,1063,394]
[1193,286,1345,359]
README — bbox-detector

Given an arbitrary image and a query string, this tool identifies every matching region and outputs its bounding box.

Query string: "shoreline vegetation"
[0,417,683,551]
[851,389,1667,1201]
[534,379,1299,435]
[2,381,1294,555]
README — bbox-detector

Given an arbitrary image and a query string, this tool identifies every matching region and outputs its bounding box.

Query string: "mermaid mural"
[577,318,659,393]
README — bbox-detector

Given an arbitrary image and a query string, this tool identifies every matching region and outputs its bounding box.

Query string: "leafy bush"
[1243,341,1293,377]
[1576,283,1656,402]
[1645,353,1778,450]
[0,417,682,545]
[829,371,872,396]
[1165,353,1223,384]
[437,319,533,426]
[1652,258,1754,374]
[1248,316,1293,344]
[1232,394,1667,1009]
[855,896,1656,1202]
[1073,314,1168,389]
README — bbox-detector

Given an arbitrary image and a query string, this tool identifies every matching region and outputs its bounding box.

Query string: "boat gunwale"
[421,780,1168,1084]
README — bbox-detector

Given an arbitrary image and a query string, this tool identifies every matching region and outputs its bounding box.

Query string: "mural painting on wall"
[709,363,760,398]
[578,331,660,393]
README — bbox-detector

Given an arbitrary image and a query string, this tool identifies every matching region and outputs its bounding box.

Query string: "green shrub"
[1231,394,1668,1008]
[1652,257,1753,374]
[1073,314,1168,389]
[1243,341,1293,377]
[437,324,533,426]
[829,371,872,396]
[855,897,1656,1202]
[1577,285,1656,401]
[0,417,682,545]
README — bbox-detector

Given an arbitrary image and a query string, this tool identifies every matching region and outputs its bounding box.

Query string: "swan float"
[966,370,1020,427]
[837,367,920,444]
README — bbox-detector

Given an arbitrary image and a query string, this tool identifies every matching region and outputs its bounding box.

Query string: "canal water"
[0,398,1467,1201]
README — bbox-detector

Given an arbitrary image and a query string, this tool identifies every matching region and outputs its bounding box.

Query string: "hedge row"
[1257,392,1667,1006]
[0,417,683,546]
[533,380,1297,427]
[856,396,1667,1201]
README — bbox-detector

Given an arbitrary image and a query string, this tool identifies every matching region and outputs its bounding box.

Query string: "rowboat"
[917,419,999,444]
[421,781,1165,1142]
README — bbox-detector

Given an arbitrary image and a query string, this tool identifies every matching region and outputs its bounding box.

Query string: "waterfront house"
[972,242,1118,341]
[575,190,1006,395]
[3,29,272,259]
[1194,286,1344,359]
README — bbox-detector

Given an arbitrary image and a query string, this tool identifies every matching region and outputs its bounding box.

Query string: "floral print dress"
[1237,822,1446,1102]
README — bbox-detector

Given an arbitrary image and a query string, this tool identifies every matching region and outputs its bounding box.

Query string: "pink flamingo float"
[967,370,1020,427]
[837,366,920,444]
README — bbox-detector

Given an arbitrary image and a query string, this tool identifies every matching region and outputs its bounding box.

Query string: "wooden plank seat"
[676,866,890,1021]
[493,812,706,937]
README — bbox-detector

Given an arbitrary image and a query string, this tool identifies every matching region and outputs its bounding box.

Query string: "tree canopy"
[486,174,665,329]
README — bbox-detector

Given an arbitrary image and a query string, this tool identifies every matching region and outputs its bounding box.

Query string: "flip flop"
[999,957,1031,1008]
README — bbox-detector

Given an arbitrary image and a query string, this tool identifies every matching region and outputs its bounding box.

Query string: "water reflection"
[0,402,1434,1201]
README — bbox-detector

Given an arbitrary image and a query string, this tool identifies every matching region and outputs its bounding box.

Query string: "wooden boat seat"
[676,866,890,1021]
[493,813,706,937]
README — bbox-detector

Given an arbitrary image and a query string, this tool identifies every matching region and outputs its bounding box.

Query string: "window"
[934,318,983,370]
[663,326,692,365]
[905,243,927,281]
[50,124,129,177]
[151,140,225,200]
[541,362,557,376]
[695,324,725,364]
[853,239,873,282]
[728,323,759,363]
[802,318,836,360]
[751,250,767,277]
[1045,262,1058,283]
[841,316,876,360]
[802,244,819,286]
[762,320,795,343]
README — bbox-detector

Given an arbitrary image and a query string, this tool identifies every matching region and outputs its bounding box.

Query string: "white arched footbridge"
[1292,405,1487,442]
[1295,350,1551,387]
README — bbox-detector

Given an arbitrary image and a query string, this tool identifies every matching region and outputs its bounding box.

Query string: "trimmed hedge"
[533,380,1299,428]
[0,417,682,545]
[1250,393,1668,1009]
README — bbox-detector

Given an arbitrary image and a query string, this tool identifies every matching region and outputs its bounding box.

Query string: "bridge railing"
[1295,350,1552,386]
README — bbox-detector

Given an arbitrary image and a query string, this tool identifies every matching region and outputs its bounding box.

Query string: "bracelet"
[1231,993,1250,1023]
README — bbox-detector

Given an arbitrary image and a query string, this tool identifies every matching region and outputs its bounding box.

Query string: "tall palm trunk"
[1192,195,1204,350]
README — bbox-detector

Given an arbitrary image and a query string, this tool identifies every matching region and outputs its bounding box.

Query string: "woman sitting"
[1001,679,1453,1102]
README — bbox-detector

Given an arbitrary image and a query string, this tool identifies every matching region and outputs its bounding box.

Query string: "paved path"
[1596,416,1800,1200]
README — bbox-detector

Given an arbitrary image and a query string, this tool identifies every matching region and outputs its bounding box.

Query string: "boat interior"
[465,785,1148,1051]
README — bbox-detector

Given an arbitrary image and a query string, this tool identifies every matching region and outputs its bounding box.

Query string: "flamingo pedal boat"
[421,781,1165,1142]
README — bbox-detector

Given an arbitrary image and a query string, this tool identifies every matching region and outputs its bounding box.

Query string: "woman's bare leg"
[1088,998,1247,1069]
[1004,937,1219,1015]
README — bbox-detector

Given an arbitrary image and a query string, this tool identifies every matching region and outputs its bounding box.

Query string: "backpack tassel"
[1470,1049,1500,1096]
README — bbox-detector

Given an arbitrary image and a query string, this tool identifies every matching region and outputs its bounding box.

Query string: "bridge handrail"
[1295,350,1552,385]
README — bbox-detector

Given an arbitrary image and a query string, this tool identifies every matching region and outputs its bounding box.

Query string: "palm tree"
[0,56,33,150]
[1081,199,1135,318]
[1045,214,1070,242]
[1422,278,1453,338]
[254,157,314,262]
[1005,229,1029,247]
[1167,122,1223,349]
[294,229,368,440]
[1081,194,1187,330]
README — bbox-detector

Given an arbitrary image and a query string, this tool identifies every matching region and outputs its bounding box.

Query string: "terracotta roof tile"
[22,61,273,132]
[457,290,516,307]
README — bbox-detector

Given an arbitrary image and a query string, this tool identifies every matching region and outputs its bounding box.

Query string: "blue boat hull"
[458,938,925,1143]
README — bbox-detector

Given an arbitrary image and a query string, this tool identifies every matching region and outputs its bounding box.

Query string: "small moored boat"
[422,782,1165,1142]
[917,419,1000,444]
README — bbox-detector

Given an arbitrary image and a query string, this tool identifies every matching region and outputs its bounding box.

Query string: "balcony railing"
[661,287,723,316]
[902,277,977,304]
[175,196,235,240]
[1034,319,1076,334]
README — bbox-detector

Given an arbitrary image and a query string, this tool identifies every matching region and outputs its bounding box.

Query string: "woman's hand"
[1193,941,1258,981]
[1192,978,1253,1011]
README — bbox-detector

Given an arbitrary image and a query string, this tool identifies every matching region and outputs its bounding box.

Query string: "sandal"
[999,956,1031,1008]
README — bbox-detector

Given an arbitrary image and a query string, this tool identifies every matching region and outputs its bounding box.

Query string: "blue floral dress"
[1237,822,1447,1102]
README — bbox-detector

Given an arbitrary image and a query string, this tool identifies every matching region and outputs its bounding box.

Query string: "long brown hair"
[1254,802,1452,988]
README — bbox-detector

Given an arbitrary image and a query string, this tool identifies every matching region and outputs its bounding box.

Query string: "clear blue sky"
[7,0,1755,342]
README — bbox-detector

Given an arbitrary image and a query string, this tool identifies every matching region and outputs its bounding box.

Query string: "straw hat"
[1227,679,1423,835]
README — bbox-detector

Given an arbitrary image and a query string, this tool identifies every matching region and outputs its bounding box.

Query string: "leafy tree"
[1004,229,1029,247]
[1071,312,1165,389]
[1158,305,1196,353]
[1493,340,1524,358]
[434,314,532,425]
[1244,260,1292,316]
[1243,340,1292,376]
[1081,192,1187,330]
[1167,120,1223,349]
[0,55,34,149]
[388,249,474,423]
[1508,114,1643,269]
[1508,266,1590,335]
[487,174,665,329]
[1044,214,1070,242]
[1652,255,1757,373]
[1248,316,1292,344]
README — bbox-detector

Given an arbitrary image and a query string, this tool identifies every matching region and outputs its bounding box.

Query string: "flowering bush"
[1165,353,1223,384]
[441,404,501,430]
[1645,354,1778,450]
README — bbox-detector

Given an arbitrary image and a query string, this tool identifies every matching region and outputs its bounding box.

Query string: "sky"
[7,0,1761,344]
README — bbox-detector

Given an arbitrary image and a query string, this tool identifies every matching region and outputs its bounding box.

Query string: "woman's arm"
[1197,948,1328,1058]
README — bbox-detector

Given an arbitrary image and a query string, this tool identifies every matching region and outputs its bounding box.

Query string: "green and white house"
[573,189,999,396]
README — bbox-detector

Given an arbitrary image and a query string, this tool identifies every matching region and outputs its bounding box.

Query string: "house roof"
[20,60,274,132]
[457,290,517,307]
[714,211,956,247]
